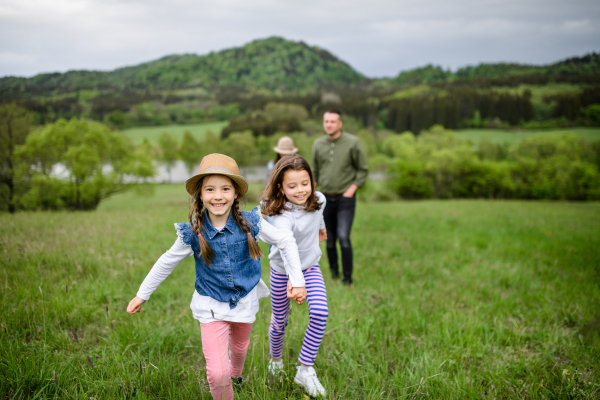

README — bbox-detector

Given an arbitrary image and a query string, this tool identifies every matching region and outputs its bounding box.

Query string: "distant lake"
[154,162,269,183]
[153,162,385,183]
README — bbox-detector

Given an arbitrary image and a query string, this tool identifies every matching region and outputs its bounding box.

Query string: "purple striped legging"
[269,265,328,366]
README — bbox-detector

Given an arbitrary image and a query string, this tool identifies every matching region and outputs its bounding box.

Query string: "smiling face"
[200,175,237,226]
[279,169,312,207]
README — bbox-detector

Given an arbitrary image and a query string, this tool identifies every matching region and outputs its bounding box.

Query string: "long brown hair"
[188,176,262,266]
[261,154,322,216]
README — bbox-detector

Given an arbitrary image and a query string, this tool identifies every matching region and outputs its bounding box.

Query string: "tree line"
[3,102,600,213]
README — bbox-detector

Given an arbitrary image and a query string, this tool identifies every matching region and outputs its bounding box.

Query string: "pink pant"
[200,321,253,400]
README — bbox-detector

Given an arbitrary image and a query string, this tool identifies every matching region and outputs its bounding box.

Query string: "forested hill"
[392,53,600,86]
[1,37,598,130]
[1,36,598,97]
[0,37,366,96]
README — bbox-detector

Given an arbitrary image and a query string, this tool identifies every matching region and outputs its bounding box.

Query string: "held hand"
[286,281,307,305]
[319,228,327,242]
[291,287,307,304]
[127,296,146,314]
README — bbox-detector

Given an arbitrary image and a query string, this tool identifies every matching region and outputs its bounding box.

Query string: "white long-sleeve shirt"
[136,215,305,323]
[268,191,326,273]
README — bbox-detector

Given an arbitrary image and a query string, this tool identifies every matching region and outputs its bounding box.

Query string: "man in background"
[311,110,368,285]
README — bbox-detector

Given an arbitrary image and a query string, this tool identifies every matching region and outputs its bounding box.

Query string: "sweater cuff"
[288,273,306,288]
[136,291,150,301]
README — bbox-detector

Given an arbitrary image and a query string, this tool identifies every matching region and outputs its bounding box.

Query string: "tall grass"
[1,185,599,399]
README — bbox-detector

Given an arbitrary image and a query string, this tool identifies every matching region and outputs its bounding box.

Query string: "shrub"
[387,160,434,199]
[585,104,600,123]
[386,129,600,200]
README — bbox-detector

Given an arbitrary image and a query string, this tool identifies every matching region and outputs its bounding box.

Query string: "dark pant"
[323,194,356,284]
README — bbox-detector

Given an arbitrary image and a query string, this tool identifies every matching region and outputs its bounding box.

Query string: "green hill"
[0,37,366,96]
[0,38,598,131]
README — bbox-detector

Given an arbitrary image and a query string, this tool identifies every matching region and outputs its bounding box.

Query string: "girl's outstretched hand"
[127,296,146,314]
[319,228,327,242]
[287,280,307,305]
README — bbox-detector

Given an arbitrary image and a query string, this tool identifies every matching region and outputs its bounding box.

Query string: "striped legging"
[269,265,328,366]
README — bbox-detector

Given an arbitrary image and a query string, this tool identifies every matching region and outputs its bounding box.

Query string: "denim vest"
[175,207,262,309]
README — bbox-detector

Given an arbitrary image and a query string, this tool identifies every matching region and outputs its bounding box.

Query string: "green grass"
[118,120,600,150]
[2,185,600,399]
[121,121,228,145]
[455,127,600,144]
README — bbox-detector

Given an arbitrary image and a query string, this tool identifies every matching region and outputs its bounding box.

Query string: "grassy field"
[121,121,228,145]
[455,127,600,144]
[2,185,600,399]
[121,119,600,148]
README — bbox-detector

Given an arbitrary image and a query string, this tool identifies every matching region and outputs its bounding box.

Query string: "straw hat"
[273,136,298,155]
[184,153,249,196]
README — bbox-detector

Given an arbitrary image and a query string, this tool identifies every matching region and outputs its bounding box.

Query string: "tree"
[264,102,309,121]
[15,118,153,211]
[135,139,157,182]
[0,103,33,213]
[157,132,179,183]
[221,131,257,168]
[179,130,201,174]
[199,130,221,159]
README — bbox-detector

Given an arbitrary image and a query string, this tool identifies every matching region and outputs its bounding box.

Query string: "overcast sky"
[1,0,599,79]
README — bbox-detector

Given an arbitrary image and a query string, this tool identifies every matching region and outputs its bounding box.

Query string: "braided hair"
[188,176,262,266]
[230,196,263,260]
[188,179,214,265]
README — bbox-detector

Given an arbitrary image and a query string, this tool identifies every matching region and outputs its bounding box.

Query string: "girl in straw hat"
[127,154,307,400]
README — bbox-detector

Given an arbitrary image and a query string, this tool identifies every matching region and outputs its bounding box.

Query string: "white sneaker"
[268,359,284,380]
[294,366,326,397]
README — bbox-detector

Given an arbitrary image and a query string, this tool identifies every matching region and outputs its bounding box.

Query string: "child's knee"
[309,310,328,323]
[269,320,288,334]
[206,369,231,390]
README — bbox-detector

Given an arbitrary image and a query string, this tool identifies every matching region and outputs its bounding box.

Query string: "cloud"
[0,0,599,78]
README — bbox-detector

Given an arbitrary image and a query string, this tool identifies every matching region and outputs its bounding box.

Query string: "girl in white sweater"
[261,154,328,397]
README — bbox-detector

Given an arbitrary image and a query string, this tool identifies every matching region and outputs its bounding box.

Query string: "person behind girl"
[265,136,299,182]
[126,154,307,400]
[261,154,329,397]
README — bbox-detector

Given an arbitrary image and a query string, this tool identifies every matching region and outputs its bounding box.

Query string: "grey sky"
[1,0,599,79]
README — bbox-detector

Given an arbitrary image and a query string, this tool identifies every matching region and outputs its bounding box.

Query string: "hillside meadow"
[120,121,600,147]
[1,184,599,399]
[121,121,228,145]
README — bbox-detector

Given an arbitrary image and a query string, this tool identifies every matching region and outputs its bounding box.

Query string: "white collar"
[285,201,306,211]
